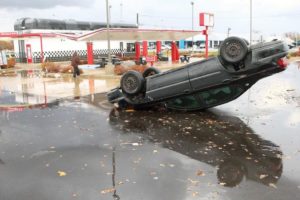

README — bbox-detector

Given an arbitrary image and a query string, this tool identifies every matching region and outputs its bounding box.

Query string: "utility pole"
[250,0,253,45]
[191,1,194,51]
[296,32,298,48]
[120,1,123,22]
[105,0,114,74]
[136,13,139,26]
[227,27,231,37]
[106,0,111,63]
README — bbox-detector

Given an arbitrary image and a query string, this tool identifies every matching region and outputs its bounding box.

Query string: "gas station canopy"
[76,28,202,41]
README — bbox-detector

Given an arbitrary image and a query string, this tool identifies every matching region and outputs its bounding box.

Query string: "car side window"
[166,95,202,110]
[198,85,244,107]
[166,85,245,110]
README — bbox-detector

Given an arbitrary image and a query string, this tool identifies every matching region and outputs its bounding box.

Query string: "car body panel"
[146,67,190,100]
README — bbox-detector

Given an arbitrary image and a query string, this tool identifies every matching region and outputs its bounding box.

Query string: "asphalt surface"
[0,62,300,200]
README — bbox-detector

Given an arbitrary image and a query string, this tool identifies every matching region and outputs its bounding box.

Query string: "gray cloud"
[0,0,95,9]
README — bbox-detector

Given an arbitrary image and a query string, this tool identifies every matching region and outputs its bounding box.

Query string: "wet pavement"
[0,62,300,200]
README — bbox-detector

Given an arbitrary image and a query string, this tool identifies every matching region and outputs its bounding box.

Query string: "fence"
[14,49,135,63]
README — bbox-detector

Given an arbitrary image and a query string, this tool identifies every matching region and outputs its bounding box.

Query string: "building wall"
[13,37,123,53]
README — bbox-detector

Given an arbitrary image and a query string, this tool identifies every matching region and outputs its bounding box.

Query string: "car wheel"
[142,67,161,77]
[120,70,145,95]
[243,39,250,45]
[219,37,248,63]
[106,90,121,103]
[217,161,244,187]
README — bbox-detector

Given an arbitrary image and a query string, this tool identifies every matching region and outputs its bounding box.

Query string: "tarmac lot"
[0,60,300,200]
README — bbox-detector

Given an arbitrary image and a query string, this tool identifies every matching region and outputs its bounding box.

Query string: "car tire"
[106,88,122,103]
[243,39,250,45]
[142,67,161,78]
[120,70,145,95]
[219,37,248,63]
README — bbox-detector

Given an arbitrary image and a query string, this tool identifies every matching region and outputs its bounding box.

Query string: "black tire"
[219,37,248,63]
[217,161,244,187]
[106,88,122,103]
[243,39,250,45]
[120,70,145,95]
[142,67,161,78]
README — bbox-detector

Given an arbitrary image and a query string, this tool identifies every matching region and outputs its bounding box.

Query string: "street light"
[106,0,113,73]
[106,0,111,61]
[109,5,112,22]
[227,27,231,37]
[191,1,194,50]
[250,0,253,45]
[295,32,298,48]
[120,1,123,22]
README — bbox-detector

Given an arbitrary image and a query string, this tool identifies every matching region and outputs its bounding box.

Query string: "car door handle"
[222,79,231,83]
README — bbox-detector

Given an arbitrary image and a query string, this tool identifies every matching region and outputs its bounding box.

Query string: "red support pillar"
[171,41,179,62]
[26,44,32,64]
[39,35,44,63]
[171,41,176,62]
[135,42,141,61]
[156,41,162,54]
[87,42,94,64]
[205,26,209,59]
[142,41,148,57]
[175,44,179,61]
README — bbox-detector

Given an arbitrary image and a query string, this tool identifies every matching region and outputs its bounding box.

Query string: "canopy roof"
[76,28,203,41]
[1,28,203,41]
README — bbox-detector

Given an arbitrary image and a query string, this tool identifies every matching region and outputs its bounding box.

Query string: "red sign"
[199,13,214,27]
[145,56,157,62]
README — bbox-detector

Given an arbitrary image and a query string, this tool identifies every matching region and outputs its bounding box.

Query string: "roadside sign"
[145,55,157,62]
[199,13,214,27]
[145,55,157,66]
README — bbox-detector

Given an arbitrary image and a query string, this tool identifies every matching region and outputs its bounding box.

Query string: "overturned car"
[107,37,289,111]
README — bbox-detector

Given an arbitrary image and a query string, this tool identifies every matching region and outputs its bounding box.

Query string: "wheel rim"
[123,74,138,92]
[225,41,242,59]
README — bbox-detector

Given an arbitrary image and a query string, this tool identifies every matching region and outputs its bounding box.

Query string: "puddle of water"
[109,108,283,187]
[0,67,119,107]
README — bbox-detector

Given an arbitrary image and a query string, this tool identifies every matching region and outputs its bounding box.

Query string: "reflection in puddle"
[18,69,43,78]
[109,108,283,187]
[0,67,119,111]
[0,88,58,112]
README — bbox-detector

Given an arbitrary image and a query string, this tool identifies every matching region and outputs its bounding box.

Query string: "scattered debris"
[192,192,199,197]
[57,170,67,177]
[101,188,115,194]
[269,183,277,189]
[259,174,268,179]
[196,170,205,177]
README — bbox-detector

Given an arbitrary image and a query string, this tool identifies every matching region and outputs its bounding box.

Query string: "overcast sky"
[0,0,299,37]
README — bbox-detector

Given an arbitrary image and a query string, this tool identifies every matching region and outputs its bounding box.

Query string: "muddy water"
[0,69,119,108]
[0,64,299,200]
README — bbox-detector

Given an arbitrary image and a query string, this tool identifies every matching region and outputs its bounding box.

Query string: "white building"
[13,18,138,62]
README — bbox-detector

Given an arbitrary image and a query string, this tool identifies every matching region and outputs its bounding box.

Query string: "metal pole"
[106,0,111,63]
[191,1,194,51]
[120,1,123,22]
[227,27,231,37]
[205,26,209,59]
[40,34,44,63]
[250,0,252,45]
[295,32,298,48]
